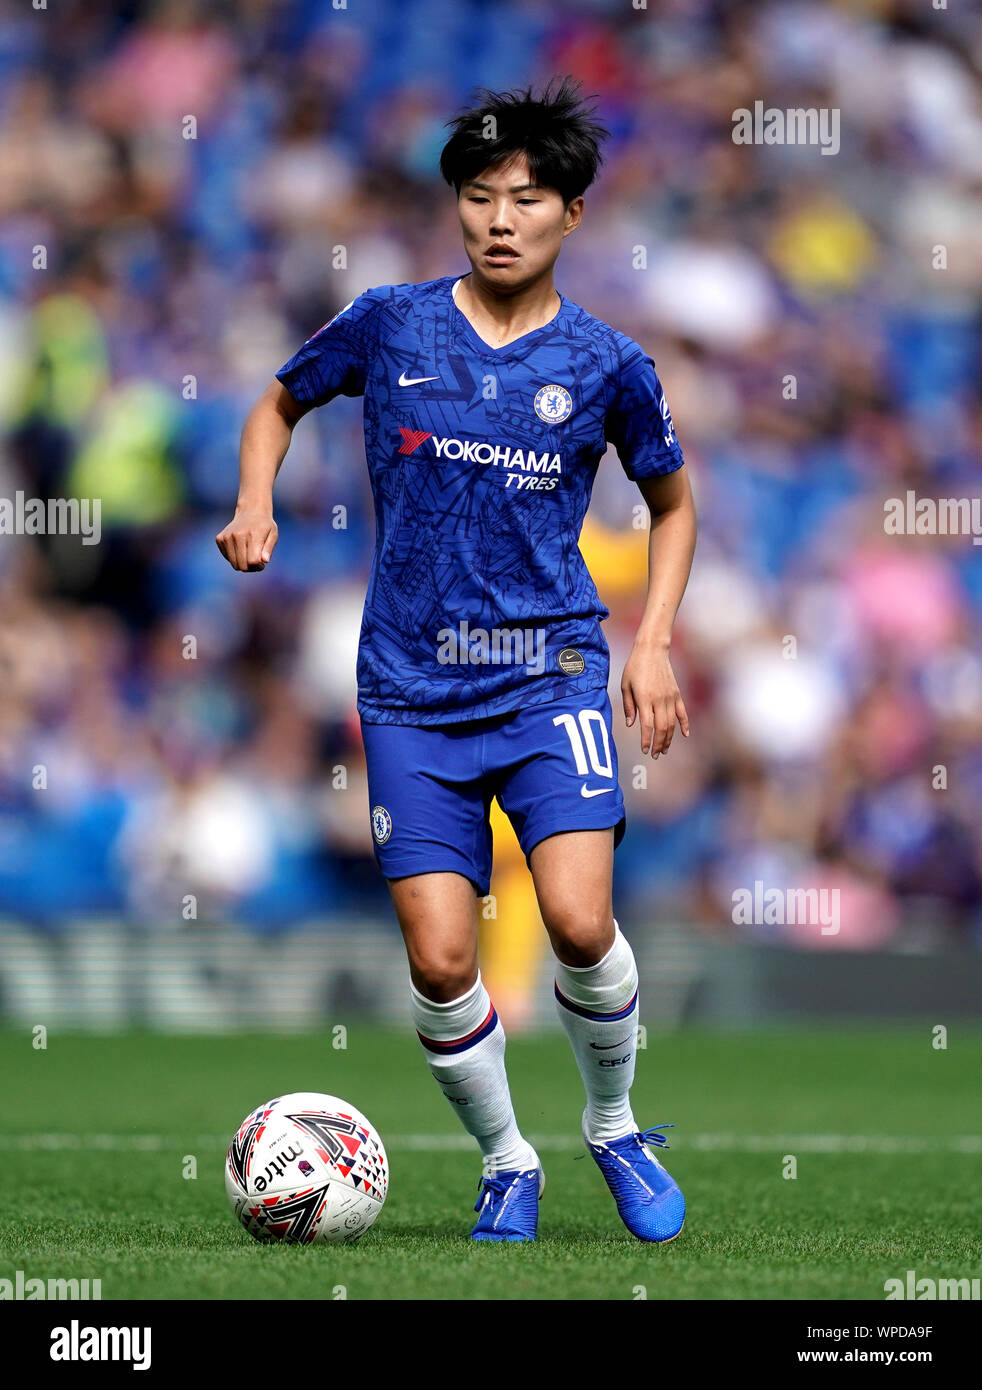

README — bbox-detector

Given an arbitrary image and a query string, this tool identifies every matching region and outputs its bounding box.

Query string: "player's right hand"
[215,510,279,571]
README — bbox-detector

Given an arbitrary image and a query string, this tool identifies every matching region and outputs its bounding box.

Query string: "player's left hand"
[621,644,689,758]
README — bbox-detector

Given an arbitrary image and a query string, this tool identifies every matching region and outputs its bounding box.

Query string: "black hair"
[439,76,609,206]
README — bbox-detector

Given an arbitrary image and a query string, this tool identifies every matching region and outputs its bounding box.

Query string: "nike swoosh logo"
[580,786,614,798]
[589,1038,632,1051]
[398,372,439,386]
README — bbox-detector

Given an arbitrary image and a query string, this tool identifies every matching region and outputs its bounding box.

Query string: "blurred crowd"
[1,0,980,953]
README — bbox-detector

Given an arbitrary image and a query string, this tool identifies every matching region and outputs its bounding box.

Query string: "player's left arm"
[621,467,697,758]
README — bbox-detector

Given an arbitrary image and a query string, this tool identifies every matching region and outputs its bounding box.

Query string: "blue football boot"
[470,1165,544,1242]
[584,1117,685,1243]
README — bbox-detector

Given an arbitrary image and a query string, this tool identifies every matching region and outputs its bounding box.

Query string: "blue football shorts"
[360,685,627,896]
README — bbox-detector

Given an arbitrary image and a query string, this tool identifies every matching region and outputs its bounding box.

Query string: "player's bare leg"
[529,828,616,967]
[388,871,541,1238]
[388,871,479,1002]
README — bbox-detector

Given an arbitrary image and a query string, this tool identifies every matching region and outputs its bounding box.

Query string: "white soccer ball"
[225,1092,388,1244]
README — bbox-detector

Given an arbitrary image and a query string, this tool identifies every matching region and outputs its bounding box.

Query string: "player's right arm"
[216,286,387,572]
[216,379,309,571]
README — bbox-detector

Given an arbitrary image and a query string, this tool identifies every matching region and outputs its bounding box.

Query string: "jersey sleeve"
[274,287,387,407]
[604,337,685,481]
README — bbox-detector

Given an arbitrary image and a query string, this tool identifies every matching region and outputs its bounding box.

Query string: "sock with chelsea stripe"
[554,921,640,1143]
[411,975,538,1177]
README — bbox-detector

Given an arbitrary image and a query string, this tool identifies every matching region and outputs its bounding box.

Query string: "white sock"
[410,974,538,1177]
[554,920,639,1143]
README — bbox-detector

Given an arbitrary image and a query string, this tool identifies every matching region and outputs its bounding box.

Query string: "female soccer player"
[217,78,696,1243]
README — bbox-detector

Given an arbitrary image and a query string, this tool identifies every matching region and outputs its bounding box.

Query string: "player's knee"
[411,954,478,1003]
[545,905,615,967]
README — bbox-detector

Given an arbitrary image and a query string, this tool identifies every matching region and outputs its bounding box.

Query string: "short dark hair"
[439,76,609,206]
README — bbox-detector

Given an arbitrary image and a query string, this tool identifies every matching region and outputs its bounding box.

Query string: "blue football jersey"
[275,275,685,725]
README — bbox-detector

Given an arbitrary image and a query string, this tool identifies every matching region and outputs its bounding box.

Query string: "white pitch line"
[2,1133,981,1154]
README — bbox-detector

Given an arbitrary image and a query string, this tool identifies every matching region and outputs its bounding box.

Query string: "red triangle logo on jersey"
[397,427,432,455]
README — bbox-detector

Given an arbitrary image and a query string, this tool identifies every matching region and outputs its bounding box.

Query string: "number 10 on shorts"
[553,709,613,779]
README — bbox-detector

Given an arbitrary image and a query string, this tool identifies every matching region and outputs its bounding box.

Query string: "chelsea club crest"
[534,384,573,424]
[371,805,392,844]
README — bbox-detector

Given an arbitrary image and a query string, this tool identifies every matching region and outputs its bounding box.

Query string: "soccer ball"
[225,1092,388,1245]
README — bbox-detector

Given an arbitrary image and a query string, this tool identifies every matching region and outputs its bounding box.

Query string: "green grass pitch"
[2,1026,980,1300]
